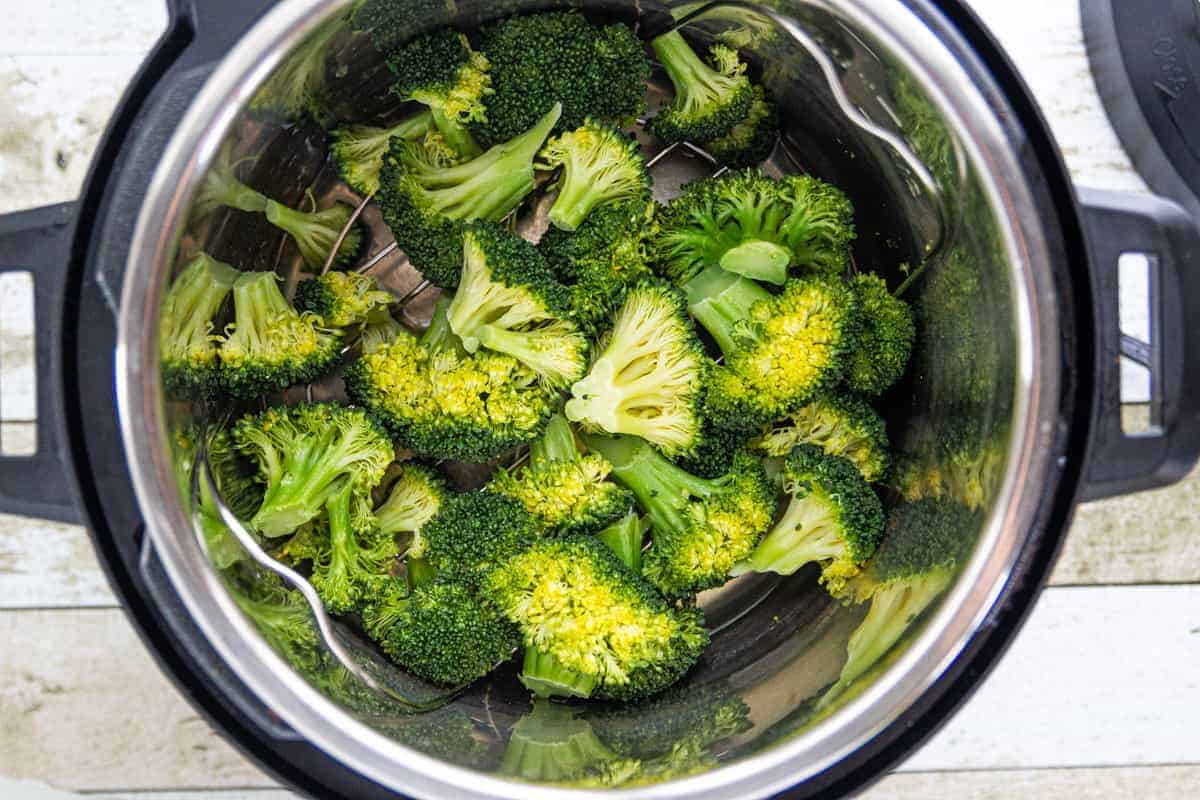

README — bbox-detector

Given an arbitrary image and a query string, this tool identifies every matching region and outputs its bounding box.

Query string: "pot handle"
[0,204,83,524]
[1077,188,1200,501]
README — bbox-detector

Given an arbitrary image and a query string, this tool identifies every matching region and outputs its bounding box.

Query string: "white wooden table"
[2,1,1198,798]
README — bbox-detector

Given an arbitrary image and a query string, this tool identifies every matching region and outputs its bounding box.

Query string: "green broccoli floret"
[590,679,751,761]
[248,12,345,124]
[294,271,394,330]
[489,413,632,537]
[539,200,656,338]
[475,12,650,145]
[359,312,406,354]
[159,253,239,400]
[647,31,753,146]
[565,282,708,458]
[674,421,752,480]
[232,402,393,538]
[685,265,860,427]
[892,415,1007,511]
[445,222,588,389]
[483,535,709,702]
[225,574,324,672]
[501,700,631,784]
[386,29,491,158]
[344,296,558,462]
[703,85,779,167]
[218,271,342,400]
[369,578,519,686]
[823,499,980,701]
[372,462,446,591]
[420,490,538,587]
[845,273,914,396]
[594,509,645,573]
[537,119,650,232]
[330,111,448,196]
[752,393,890,483]
[378,102,562,288]
[655,170,855,285]
[588,434,775,598]
[732,444,884,594]
[309,482,398,614]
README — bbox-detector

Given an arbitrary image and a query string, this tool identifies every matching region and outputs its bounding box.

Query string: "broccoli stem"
[419,295,463,354]
[520,647,599,699]
[719,239,792,285]
[207,169,269,214]
[652,31,726,113]
[529,412,576,465]
[320,483,359,609]
[595,510,643,572]
[429,106,482,159]
[731,491,844,576]
[683,263,771,356]
[501,699,617,781]
[227,272,289,356]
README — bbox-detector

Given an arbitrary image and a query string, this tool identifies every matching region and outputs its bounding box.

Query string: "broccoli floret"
[218,271,342,400]
[360,312,406,354]
[248,12,345,124]
[590,679,751,761]
[752,393,890,483]
[892,415,1007,511]
[587,434,775,598]
[501,700,630,783]
[703,85,779,167]
[159,253,239,400]
[537,119,650,232]
[825,499,980,699]
[647,31,753,146]
[374,462,446,538]
[654,170,855,286]
[539,200,656,338]
[369,578,519,686]
[475,12,650,145]
[330,111,445,196]
[565,282,708,458]
[420,490,538,587]
[345,296,557,462]
[386,29,491,158]
[226,574,324,672]
[674,421,752,480]
[845,273,914,396]
[378,102,562,288]
[489,413,632,537]
[369,706,498,771]
[232,402,393,538]
[294,271,394,330]
[309,482,398,614]
[445,222,588,389]
[685,265,860,427]
[263,197,367,271]
[732,444,884,594]
[594,509,645,573]
[483,535,709,701]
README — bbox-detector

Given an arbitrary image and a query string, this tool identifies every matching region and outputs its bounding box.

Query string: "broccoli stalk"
[372,464,446,589]
[500,700,627,783]
[585,434,776,598]
[311,482,397,613]
[595,509,644,573]
[330,111,439,196]
[648,31,753,145]
[263,197,366,271]
[159,253,240,400]
[537,120,650,231]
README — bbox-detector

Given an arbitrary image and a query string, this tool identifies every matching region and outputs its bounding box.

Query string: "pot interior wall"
[161,0,1017,787]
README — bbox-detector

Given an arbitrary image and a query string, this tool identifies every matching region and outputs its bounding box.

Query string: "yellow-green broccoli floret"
[294,271,394,330]
[159,252,239,400]
[845,273,915,396]
[330,111,449,196]
[647,31,753,146]
[752,393,890,483]
[537,119,650,232]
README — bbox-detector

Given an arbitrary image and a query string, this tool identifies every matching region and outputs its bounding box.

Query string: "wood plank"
[864,765,1200,800]
[0,515,114,608]
[0,0,164,56]
[0,780,295,800]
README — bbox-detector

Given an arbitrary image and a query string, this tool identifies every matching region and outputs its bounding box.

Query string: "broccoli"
[345,296,558,462]
[892,416,1007,511]
[248,12,345,124]
[674,420,752,480]
[217,271,342,400]
[359,312,406,354]
[386,29,491,158]
[824,499,979,700]
[732,444,884,594]
[294,270,394,330]
[475,12,650,145]
[225,574,324,672]
[751,393,890,483]
[564,282,708,458]
[685,265,860,427]
[539,200,656,337]
[483,535,709,701]
[703,85,779,168]
[369,706,498,771]
[590,679,751,761]
[159,252,239,400]
[594,509,645,573]
[537,119,650,232]
[586,434,775,598]
[500,700,631,784]
[192,144,269,220]
[845,273,914,396]
[378,102,562,288]
[654,170,855,286]
[369,578,520,686]
[330,111,445,196]
[420,490,538,587]
[373,462,446,589]
[232,402,393,538]
[489,412,632,537]
[647,30,753,146]
[445,222,588,389]
[309,482,398,614]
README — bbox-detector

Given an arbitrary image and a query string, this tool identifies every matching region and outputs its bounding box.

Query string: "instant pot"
[2,0,1199,797]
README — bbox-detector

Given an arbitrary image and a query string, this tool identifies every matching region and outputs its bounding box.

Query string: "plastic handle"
[1077,188,1200,501]
[0,204,83,524]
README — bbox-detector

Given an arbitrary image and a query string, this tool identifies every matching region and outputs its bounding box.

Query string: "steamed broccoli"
[845,273,914,396]
[537,119,650,232]
[590,679,751,761]
[483,535,709,701]
[374,462,446,538]
[565,283,708,458]
[489,413,632,537]
[446,223,588,389]
[345,296,558,462]
[685,265,860,427]
[475,12,650,145]
[248,12,345,124]
[647,30,752,146]
[159,253,239,400]
[359,312,406,355]
[378,102,562,288]
[732,444,884,594]
[232,403,393,538]
[501,700,631,784]
[893,416,1007,511]
[594,508,645,573]
[703,85,779,167]
[309,482,398,614]
[655,170,855,286]
[752,393,890,483]
[330,111,445,196]
[218,271,342,399]
[294,271,394,330]
[225,574,323,672]
[420,490,538,587]
[586,434,776,598]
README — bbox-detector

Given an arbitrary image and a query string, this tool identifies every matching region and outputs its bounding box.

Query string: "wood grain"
[865,765,1200,800]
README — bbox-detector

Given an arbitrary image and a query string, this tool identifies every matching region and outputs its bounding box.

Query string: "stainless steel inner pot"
[116,0,1061,796]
